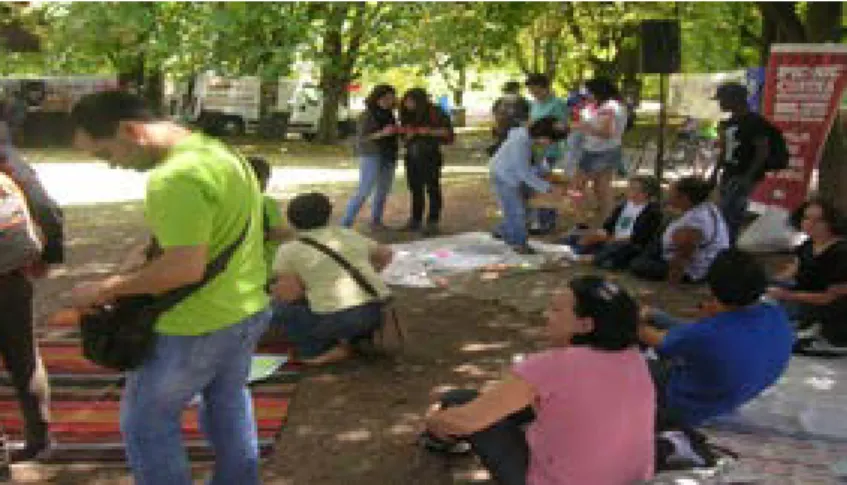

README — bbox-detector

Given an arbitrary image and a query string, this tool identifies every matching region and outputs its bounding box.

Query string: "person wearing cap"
[709,82,780,244]
[422,276,655,485]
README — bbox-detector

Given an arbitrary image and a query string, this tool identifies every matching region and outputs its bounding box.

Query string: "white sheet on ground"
[381,232,574,288]
[707,356,847,441]
[737,207,805,254]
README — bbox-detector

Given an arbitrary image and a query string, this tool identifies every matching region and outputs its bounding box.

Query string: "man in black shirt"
[710,83,774,244]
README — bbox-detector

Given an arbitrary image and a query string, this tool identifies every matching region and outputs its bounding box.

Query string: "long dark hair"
[790,196,847,236]
[365,84,396,112]
[584,77,622,104]
[399,88,433,126]
[568,276,639,351]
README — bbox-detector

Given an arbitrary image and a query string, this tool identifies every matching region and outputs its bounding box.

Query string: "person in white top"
[569,78,629,226]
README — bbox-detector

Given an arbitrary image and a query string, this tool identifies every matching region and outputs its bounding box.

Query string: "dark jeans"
[271,300,384,358]
[439,389,535,485]
[629,252,671,281]
[718,176,752,246]
[0,271,49,445]
[405,155,443,225]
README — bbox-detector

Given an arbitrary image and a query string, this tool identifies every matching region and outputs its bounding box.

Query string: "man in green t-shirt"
[69,91,269,485]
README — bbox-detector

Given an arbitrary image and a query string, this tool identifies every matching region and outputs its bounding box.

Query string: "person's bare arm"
[668,227,702,284]
[774,259,799,282]
[638,324,668,348]
[71,245,208,308]
[267,226,294,242]
[370,244,394,272]
[270,273,306,303]
[118,240,153,273]
[425,374,536,439]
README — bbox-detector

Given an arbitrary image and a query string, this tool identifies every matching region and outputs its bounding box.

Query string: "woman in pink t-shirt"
[424,276,655,485]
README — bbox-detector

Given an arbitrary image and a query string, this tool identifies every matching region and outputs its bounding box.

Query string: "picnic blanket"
[0,319,298,464]
[382,232,574,288]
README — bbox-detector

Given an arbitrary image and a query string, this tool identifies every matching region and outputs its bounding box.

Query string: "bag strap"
[153,218,251,313]
[151,152,256,313]
[298,236,380,298]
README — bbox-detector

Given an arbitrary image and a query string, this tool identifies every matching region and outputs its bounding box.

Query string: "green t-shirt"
[272,226,390,314]
[144,133,269,335]
[530,96,569,162]
[263,194,285,278]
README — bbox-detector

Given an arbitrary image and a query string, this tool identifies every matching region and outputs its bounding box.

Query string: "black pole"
[655,71,668,200]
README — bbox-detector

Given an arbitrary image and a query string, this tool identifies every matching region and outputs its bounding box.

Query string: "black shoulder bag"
[80,221,250,371]
[297,236,404,348]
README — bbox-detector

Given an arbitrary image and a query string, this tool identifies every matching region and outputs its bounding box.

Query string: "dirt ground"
[15,137,783,484]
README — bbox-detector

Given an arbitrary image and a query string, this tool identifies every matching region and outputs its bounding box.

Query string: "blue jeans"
[718,176,752,245]
[341,154,397,227]
[272,300,383,358]
[120,308,271,485]
[493,177,528,247]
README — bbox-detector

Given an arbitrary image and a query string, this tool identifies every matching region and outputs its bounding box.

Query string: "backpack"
[764,121,788,171]
[0,173,42,275]
[0,155,64,264]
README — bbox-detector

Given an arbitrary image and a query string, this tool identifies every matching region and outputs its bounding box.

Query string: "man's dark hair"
[525,73,551,89]
[247,156,271,186]
[790,196,847,236]
[70,90,153,139]
[528,116,566,141]
[584,77,621,104]
[631,175,661,200]
[673,176,713,206]
[503,81,521,94]
[707,249,766,307]
[287,192,332,230]
[569,276,639,351]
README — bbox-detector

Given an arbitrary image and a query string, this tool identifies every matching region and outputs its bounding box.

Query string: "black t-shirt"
[719,112,780,181]
[794,239,847,292]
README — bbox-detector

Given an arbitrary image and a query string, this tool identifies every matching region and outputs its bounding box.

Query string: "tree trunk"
[317,80,343,143]
[452,66,466,107]
[144,68,164,116]
[316,6,346,144]
[804,1,844,207]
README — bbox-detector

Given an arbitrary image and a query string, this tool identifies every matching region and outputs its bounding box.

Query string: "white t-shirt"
[614,201,647,240]
[661,202,730,281]
[582,100,628,153]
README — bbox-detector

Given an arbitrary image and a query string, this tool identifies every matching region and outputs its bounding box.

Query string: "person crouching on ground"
[561,175,663,270]
[639,249,793,430]
[489,116,566,254]
[423,276,655,485]
[270,192,394,366]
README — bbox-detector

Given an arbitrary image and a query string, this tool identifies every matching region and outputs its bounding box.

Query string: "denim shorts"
[578,147,622,174]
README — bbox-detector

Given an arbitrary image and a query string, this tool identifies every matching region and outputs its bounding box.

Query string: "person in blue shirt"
[489,117,566,254]
[638,248,793,428]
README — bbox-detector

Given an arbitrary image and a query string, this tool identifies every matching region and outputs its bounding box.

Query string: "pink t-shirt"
[513,346,655,485]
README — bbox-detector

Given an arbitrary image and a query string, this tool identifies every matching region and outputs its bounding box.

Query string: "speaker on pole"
[640,20,681,74]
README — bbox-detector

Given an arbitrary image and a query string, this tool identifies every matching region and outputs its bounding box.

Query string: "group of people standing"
[341,85,454,236]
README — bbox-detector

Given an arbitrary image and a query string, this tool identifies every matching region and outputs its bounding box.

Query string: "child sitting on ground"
[639,249,793,430]
[561,175,663,270]
[270,192,394,365]
[489,116,566,254]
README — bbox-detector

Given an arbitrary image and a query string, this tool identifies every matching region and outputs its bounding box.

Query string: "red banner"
[751,44,847,211]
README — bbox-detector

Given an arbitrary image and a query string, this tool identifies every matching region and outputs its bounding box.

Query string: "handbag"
[298,236,405,349]
[80,221,250,371]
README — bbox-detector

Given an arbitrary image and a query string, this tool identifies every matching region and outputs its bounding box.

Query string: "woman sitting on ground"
[768,197,847,355]
[561,175,663,270]
[423,276,655,485]
[270,192,394,365]
[630,176,729,284]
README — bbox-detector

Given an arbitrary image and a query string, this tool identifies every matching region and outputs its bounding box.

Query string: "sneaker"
[422,223,440,237]
[793,336,847,357]
[511,244,537,255]
[417,432,471,455]
[10,439,53,463]
[401,221,422,232]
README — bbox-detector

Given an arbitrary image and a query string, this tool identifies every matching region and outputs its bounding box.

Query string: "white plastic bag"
[737,206,801,253]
